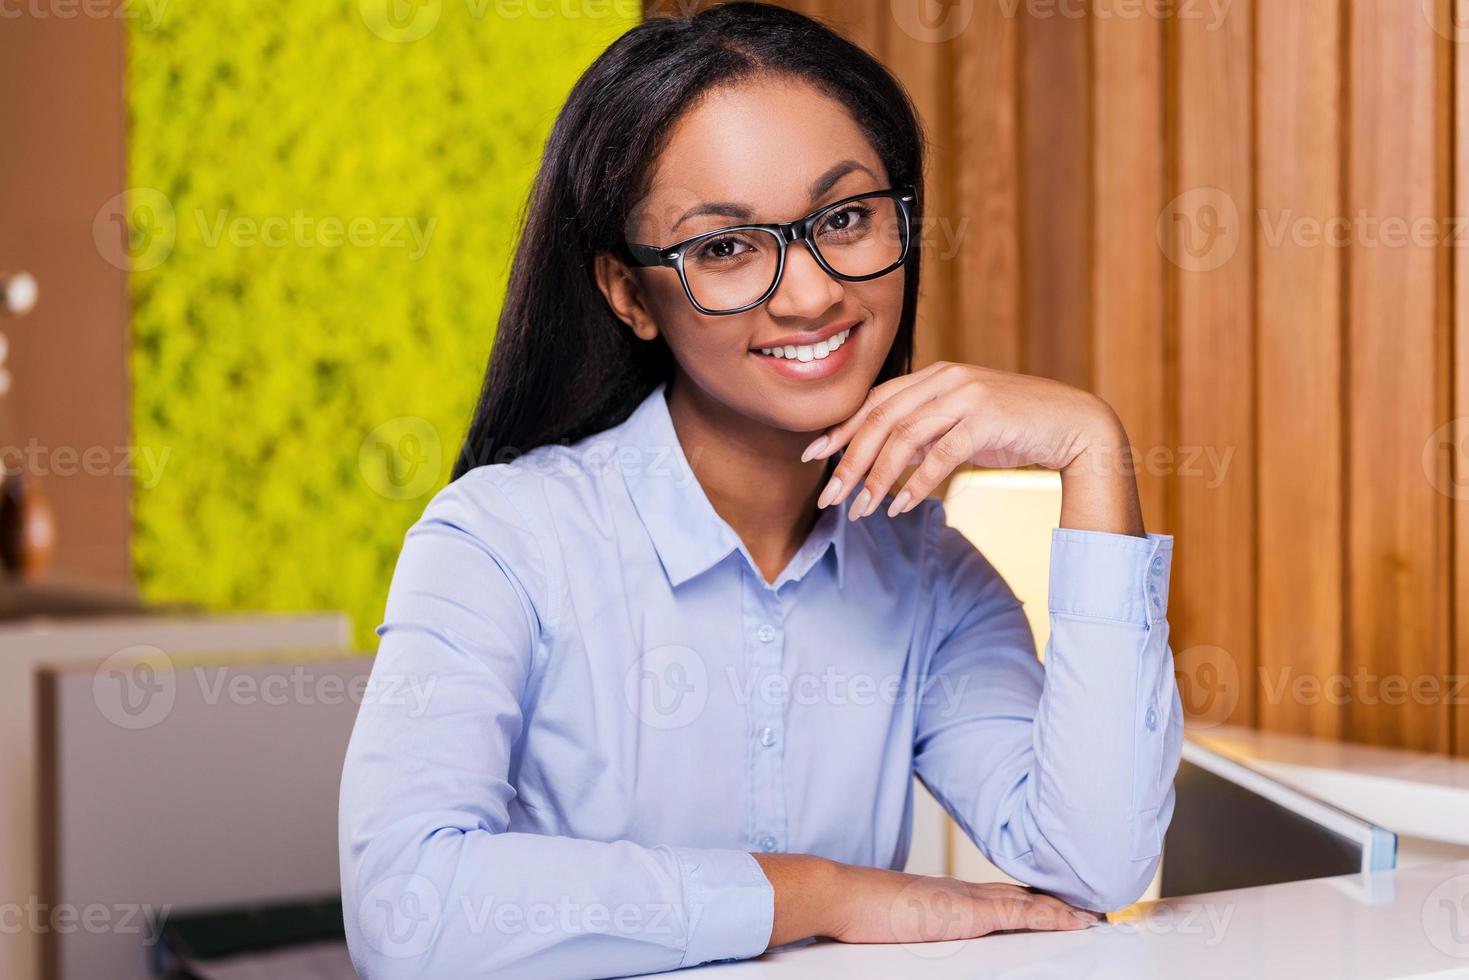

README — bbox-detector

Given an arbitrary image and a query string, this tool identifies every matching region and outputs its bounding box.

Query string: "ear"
[594,252,661,342]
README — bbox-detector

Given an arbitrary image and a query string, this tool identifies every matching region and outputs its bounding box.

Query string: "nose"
[763,241,843,320]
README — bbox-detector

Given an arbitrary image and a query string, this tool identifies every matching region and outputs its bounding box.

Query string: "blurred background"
[6,1,1469,977]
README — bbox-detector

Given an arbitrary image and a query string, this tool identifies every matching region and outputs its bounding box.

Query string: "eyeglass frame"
[618,186,917,316]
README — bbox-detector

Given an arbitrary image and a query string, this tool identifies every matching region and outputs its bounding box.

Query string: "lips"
[753,325,854,362]
[747,320,861,381]
[751,317,859,348]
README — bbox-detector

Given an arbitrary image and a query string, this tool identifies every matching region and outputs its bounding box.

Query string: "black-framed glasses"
[620,186,916,316]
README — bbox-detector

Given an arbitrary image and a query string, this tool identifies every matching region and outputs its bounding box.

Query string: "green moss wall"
[127,2,638,648]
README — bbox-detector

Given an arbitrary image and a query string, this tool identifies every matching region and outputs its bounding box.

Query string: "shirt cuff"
[672,846,773,968]
[1048,529,1173,627]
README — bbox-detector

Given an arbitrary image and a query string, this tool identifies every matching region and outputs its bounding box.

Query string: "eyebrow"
[670,160,879,233]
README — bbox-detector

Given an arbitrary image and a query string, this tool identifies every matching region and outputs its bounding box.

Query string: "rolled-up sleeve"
[339,472,774,979]
[911,506,1183,912]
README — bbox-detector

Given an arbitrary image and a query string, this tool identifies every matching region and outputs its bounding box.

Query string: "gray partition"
[36,649,369,980]
[2,613,348,980]
[1162,738,1398,897]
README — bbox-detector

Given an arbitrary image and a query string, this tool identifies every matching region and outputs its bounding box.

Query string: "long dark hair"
[452,2,927,477]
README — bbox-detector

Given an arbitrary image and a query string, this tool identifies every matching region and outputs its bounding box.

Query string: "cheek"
[851,276,906,356]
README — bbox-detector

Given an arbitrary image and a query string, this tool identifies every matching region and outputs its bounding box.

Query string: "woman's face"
[603,75,906,436]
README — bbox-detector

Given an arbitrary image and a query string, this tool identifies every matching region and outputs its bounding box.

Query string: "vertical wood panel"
[1454,0,1469,758]
[1019,9,1092,388]
[1255,0,1344,738]
[1092,13,1168,531]
[884,5,960,372]
[1347,0,1452,751]
[1172,0,1257,728]
[954,0,1022,373]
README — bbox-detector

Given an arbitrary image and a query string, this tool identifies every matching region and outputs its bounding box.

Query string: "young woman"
[340,4,1182,977]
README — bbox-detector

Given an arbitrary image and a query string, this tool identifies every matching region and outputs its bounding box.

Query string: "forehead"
[638,75,888,229]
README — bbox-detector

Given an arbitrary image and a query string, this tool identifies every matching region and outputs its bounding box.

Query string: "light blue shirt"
[339,382,1183,979]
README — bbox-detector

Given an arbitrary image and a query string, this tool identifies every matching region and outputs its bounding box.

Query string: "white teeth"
[756,326,854,362]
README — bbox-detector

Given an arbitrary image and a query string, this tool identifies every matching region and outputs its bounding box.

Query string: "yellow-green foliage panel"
[128,2,637,649]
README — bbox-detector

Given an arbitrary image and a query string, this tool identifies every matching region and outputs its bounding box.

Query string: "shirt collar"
[616,382,847,589]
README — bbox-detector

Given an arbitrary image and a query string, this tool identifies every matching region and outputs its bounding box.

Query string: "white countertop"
[679,859,1469,979]
[1189,726,1469,848]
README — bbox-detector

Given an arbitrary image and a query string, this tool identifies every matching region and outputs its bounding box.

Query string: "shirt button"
[760,836,778,853]
[1151,555,1165,576]
[757,624,776,644]
[758,726,777,748]
[1145,706,1158,732]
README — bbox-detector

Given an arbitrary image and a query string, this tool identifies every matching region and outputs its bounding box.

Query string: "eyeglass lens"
[681,195,905,312]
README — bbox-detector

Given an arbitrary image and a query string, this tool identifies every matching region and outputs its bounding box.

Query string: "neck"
[665,373,830,584]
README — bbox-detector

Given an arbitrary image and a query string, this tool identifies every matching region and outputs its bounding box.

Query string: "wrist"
[752,853,849,946]
[814,858,853,939]
[1063,398,1129,478]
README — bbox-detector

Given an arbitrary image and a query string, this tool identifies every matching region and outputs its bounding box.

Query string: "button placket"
[746,574,788,855]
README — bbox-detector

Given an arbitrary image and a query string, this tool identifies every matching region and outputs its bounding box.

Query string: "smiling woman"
[338,4,1182,977]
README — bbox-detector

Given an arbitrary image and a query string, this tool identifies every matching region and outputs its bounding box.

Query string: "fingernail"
[887,490,911,518]
[1072,910,1098,924]
[848,488,870,521]
[801,435,830,463]
[817,476,843,509]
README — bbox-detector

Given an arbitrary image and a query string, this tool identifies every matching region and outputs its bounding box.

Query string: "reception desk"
[681,859,1469,979]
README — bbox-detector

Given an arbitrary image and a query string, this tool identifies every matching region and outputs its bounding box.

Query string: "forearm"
[343,824,773,977]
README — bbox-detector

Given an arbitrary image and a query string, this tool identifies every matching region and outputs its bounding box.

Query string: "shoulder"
[406,441,608,624]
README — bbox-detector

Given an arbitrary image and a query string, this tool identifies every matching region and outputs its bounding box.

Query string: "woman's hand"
[754,854,1097,948]
[832,864,1098,943]
[802,362,1146,537]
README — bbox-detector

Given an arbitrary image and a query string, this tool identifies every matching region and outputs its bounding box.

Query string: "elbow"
[1073,852,1161,913]
[1029,812,1166,913]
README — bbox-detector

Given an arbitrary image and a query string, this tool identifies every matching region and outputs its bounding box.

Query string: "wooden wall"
[647,0,1469,755]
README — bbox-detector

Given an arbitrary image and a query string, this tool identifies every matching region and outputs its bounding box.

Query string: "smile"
[754,326,853,362]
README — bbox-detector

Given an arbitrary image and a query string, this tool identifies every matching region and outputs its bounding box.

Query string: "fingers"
[824,383,984,521]
[961,883,1097,936]
[862,413,963,521]
[886,421,980,516]
[801,360,954,463]
[814,373,957,514]
[973,890,1096,936]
